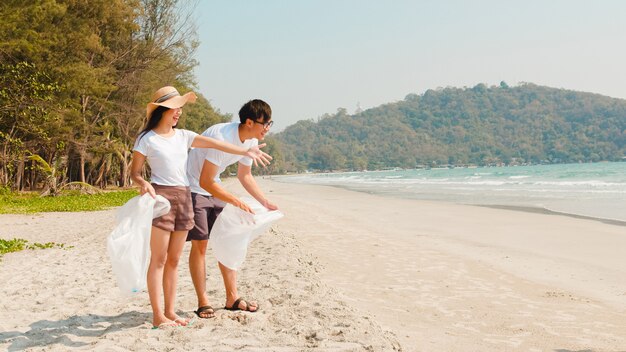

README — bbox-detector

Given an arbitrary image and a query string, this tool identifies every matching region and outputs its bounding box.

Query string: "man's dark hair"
[239,99,272,124]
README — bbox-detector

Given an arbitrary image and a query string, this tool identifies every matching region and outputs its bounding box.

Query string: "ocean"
[275,162,626,223]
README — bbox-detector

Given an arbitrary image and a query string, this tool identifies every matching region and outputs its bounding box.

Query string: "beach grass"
[0,237,71,259]
[0,189,137,214]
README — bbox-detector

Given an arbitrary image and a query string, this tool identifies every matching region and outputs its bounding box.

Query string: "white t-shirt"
[187,122,257,196]
[133,129,198,186]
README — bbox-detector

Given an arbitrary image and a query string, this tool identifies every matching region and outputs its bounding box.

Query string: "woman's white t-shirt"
[133,129,198,186]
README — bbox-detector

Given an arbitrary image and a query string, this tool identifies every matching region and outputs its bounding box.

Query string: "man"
[186,99,278,318]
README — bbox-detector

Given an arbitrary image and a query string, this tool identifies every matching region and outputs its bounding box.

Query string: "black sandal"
[194,305,215,318]
[225,298,258,312]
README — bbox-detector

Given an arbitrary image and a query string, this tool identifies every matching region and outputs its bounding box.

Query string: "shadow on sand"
[0,311,150,351]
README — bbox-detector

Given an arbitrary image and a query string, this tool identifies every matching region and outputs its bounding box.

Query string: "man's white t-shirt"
[187,122,257,196]
[133,129,197,186]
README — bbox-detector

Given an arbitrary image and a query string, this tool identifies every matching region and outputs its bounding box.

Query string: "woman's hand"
[139,181,156,198]
[246,143,272,167]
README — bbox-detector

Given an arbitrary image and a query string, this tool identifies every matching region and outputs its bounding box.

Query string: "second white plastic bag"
[107,194,170,294]
[210,196,284,270]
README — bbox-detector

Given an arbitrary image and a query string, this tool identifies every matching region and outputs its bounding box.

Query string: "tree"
[0,62,62,190]
[0,0,211,190]
[275,83,626,171]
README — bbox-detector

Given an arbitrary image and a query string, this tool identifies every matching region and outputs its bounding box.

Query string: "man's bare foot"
[194,305,215,318]
[225,298,258,312]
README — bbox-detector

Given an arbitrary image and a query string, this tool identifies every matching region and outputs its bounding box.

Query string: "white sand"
[1,179,625,351]
[260,178,626,351]
[0,195,399,351]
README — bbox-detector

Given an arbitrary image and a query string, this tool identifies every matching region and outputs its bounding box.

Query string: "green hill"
[274,83,626,171]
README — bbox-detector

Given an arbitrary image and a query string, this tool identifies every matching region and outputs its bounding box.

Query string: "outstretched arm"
[238,164,278,210]
[191,136,272,167]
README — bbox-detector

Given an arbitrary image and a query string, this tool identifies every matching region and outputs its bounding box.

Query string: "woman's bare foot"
[164,313,189,326]
[152,315,178,329]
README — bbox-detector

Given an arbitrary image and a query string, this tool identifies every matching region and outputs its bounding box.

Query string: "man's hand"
[261,199,278,211]
[246,143,272,167]
[232,198,254,214]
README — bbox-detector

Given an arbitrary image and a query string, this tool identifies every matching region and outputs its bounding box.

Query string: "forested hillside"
[275,83,626,171]
[0,0,227,192]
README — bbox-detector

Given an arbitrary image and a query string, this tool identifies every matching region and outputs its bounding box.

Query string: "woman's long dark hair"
[138,106,171,140]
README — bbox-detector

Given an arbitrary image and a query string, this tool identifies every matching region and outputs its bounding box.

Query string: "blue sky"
[193,1,626,131]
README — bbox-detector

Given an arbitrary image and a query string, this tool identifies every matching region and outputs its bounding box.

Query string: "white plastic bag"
[107,194,170,294]
[210,196,284,270]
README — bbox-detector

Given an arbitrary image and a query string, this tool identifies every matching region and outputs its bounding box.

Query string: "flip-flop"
[173,316,194,326]
[194,305,215,319]
[225,298,258,312]
[151,321,180,330]
[182,316,197,327]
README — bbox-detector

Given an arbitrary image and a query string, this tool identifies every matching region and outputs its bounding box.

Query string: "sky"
[193,0,626,131]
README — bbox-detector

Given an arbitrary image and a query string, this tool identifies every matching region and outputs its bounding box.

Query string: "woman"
[130,86,270,328]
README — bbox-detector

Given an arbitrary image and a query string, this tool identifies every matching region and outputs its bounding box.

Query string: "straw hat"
[146,86,197,118]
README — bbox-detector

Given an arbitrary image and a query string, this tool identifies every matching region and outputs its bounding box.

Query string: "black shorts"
[186,193,227,241]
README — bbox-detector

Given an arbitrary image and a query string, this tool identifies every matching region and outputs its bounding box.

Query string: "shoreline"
[271,177,626,226]
[476,204,626,227]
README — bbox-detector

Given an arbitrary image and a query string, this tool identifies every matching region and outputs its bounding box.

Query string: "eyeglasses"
[252,119,274,129]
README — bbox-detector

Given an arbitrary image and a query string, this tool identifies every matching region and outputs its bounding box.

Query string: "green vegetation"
[0,237,71,260]
[0,238,28,255]
[0,189,137,213]
[1,1,228,193]
[276,83,626,171]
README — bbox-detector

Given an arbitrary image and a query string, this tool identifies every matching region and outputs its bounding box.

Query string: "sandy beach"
[1,179,626,351]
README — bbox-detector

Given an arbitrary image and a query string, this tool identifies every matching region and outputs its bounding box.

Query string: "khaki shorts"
[151,184,195,232]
